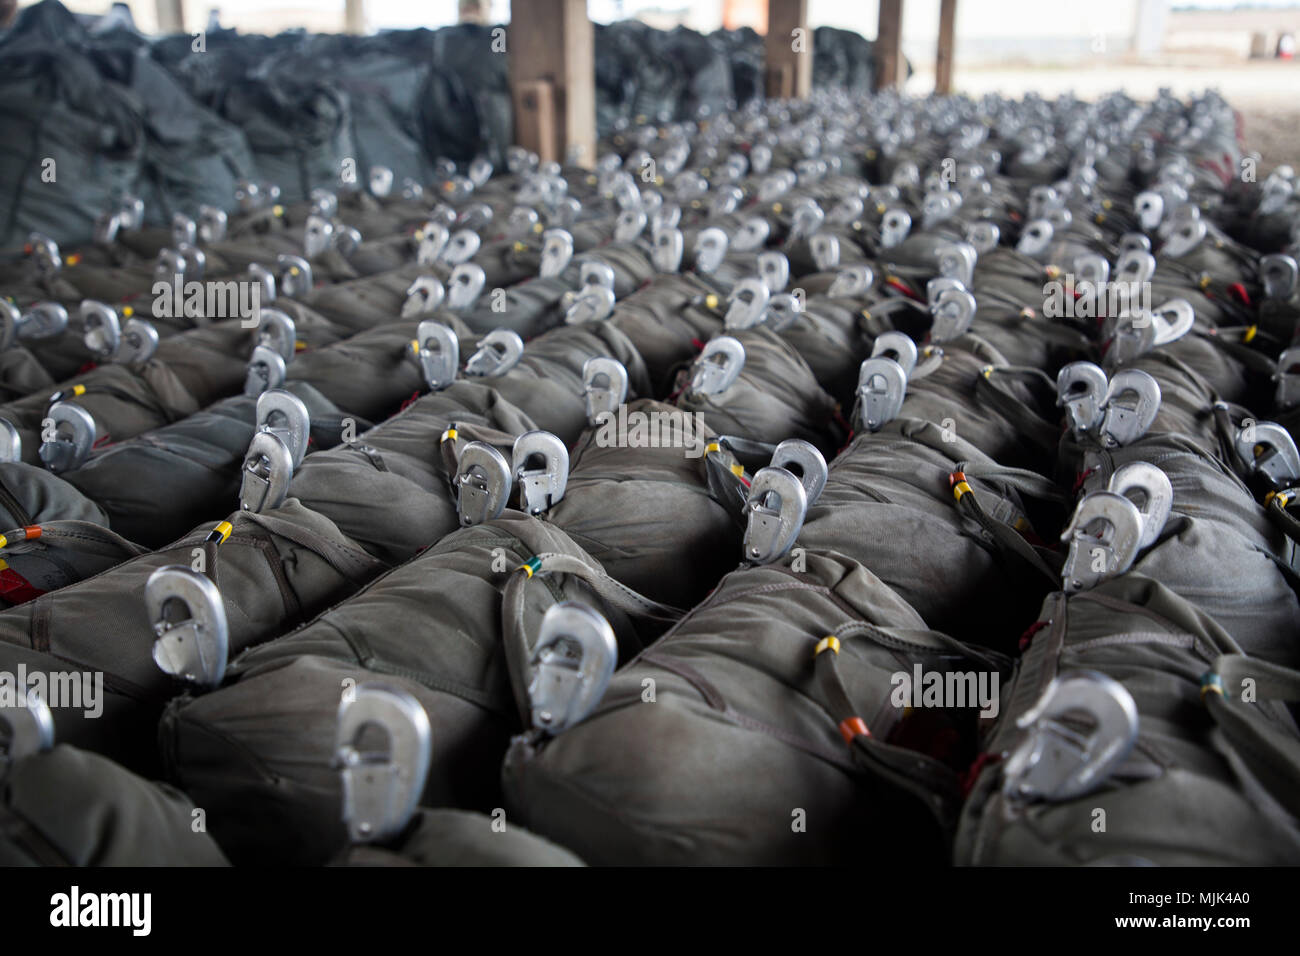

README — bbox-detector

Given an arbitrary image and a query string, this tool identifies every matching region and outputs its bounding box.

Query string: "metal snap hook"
[368,165,394,198]
[709,184,744,218]
[154,248,188,286]
[235,179,261,212]
[1162,218,1207,259]
[1118,232,1151,256]
[256,389,311,470]
[871,331,919,379]
[456,202,494,233]
[790,201,826,241]
[171,213,196,249]
[694,227,729,274]
[810,233,840,272]
[333,223,362,259]
[244,344,288,397]
[1015,218,1054,258]
[1107,461,1173,550]
[651,228,684,273]
[583,357,629,425]
[79,301,122,359]
[401,276,446,318]
[827,263,874,299]
[464,329,524,378]
[454,441,511,526]
[1261,254,1299,301]
[1133,190,1164,232]
[743,466,809,564]
[756,251,789,293]
[855,356,908,432]
[439,229,481,266]
[94,209,123,245]
[526,602,618,736]
[690,336,746,395]
[565,285,616,324]
[0,417,21,463]
[0,680,55,775]
[538,229,574,279]
[334,683,432,845]
[1237,420,1300,488]
[117,195,144,230]
[725,276,770,330]
[1115,248,1156,285]
[922,190,962,229]
[416,222,450,266]
[579,258,616,291]
[198,205,227,244]
[930,287,977,341]
[1057,361,1109,438]
[1002,670,1139,803]
[1149,298,1194,347]
[732,217,770,253]
[304,214,335,259]
[277,255,313,298]
[247,262,277,303]
[1073,252,1110,288]
[1106,311,1157,366]
[412,320,459,390]
[446,263,487,312]
[506,205,540,239]
[771,439,827,505]
[253,309,297,365]
[513,431,569,515]
[147,565,229,687]
[15,302,68,342]
[614,207,647,243]
[827,195,864,226]
[26,232,61,275]
[1275,348,1300,409]
[239,430,293,513]
[39,402,95,474]
[880,208,912,248]
[965,221,1001,255]
[766,293,803,332]
[937,241,977,287]
[652,204,681,235]
[1100,369,1161,447]
[113,318,159,368]
[1060,490,1145,592]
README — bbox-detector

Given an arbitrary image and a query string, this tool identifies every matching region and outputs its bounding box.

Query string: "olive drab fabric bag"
[501,550,1010,866]
[158,511,667,865]
[335,809,583,867]
[0,499,385,775]
[0,744,229,866]
[956,576,1300,865]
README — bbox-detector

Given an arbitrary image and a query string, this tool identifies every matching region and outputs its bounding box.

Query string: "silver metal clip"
[732,217,770,253]
[583,357,629,425]
[239,430,293,513]
[402,276,446,318]
[305,214,335,259]
[113,317,159,367]
[690,336,745,395]
[1057,361,1109,438]
[810,233,840,272]
[855,357,908,432]
[526,602,618,736]
[539,229,574,279]
[413,321,459,391]
[565,284,616,325]
[13,302,68,343]
[1099,369,1161,447]
[513,431,569,515]
[1237,420,1300,487]
[871,332,918,379]
[247,263,277,303]
[255,309,297,364]
[1002,671,1139,803]
[256,389,311,470]
[880,208,912,249]
[335,684,432,844]
[198,205,228,244]
[244,344,288,397]
[0,680,55,775]
[416,222,449,266]
[827,263,874,299]
[439,229,481,266]
[744,466,808,564]
[693,227,729,274]
[724,276,770,330]
[1261,254,1299,301]
[368,165,394,198]
[446,263,487,312]
[1060,491,1145,592]
[464,329,524,377]
[172,213,197,248]
[80,300,121,358]
[929,287,977,341]
[1275,349,1300,410]
[651,228,684,273]
[771,439,827,506]
[277,255,313,298]
[0,418,21,463]
[454,441,511,526]
[1107,461,1173,550]
[147,566,229,687]
[39,402,96,474]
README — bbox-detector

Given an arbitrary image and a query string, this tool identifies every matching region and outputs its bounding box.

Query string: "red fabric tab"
[0,565,46,605]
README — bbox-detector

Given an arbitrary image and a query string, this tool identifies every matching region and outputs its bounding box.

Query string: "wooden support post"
[935,0,956,94]
[509,0,596,169]
[876,0,904,91]
[156,0,185,34]
[344,0,366,35]
[765,0,812,100]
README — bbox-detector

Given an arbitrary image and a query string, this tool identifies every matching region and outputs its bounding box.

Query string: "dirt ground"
[905,60,1300,175]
